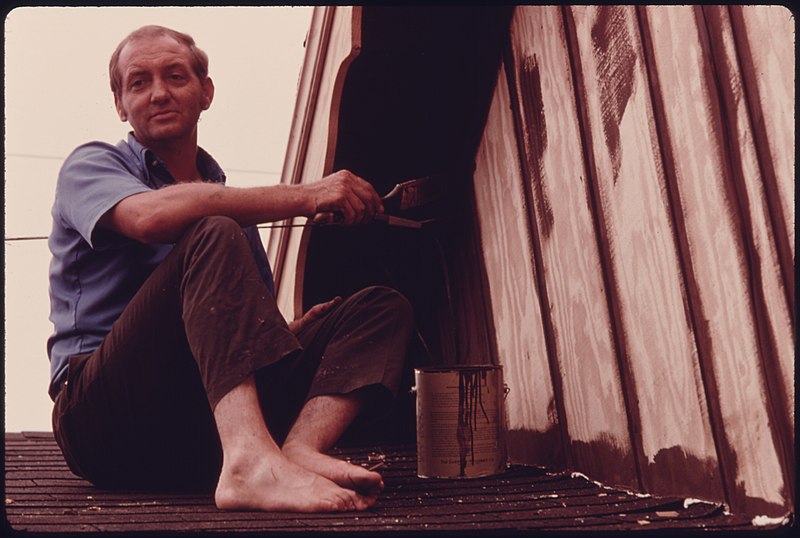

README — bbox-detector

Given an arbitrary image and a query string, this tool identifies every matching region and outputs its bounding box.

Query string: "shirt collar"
[125,132,226,187]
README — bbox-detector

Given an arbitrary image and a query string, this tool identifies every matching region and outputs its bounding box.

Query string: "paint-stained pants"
[51,216,413,491]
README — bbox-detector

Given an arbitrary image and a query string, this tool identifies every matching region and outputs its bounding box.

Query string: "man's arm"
[98,169,383,243]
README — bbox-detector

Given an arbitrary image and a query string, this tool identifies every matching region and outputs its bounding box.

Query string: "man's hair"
[109,25,209,97]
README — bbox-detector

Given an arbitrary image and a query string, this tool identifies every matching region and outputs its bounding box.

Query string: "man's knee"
[178,216,249,256]
[355,285,414,329]
[185,215,243,242]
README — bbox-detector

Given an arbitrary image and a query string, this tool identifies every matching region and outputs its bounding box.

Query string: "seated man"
[47,24,414,513]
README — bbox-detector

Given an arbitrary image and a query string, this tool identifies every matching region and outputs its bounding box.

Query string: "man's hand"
[287,296,343,334]
[307,170,383,226]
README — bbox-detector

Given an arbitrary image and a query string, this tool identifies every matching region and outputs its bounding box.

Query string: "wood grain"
[507,6,637,485]
[640,5,789,514]
[702,5,795,505]
[566,5,721,497]
[472,59,559,465]
[729,6,795,268]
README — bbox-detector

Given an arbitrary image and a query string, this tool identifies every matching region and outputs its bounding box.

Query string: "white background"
[4,6,313,431]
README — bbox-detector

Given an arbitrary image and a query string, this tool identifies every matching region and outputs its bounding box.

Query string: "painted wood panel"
[472,61,560,466]
[714,6,795,428]
[270,5,794,517]
[702,4,795,499]
[267,7,331,289]
[564,5,722,497]
[639,5,789,515]
[506,6,636,487]
[730,6,795,264]
[272,6,360,319]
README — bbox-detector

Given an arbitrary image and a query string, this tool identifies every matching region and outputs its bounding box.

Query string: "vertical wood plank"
[729,6,796,422]
[565,5,723,498]
[729,6,795,272]
[273,6,360,319]
[507,6,638,485]
[704,6,795,507]
[473,60,561,466]
[640,5,790,515]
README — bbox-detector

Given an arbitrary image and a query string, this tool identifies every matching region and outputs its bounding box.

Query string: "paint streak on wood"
[274,6,360,319]
[729,6,795,264]
[507,6,638,486]
[589,7,637,183]
[567,5,721,496]
[726,6,795,425]
[516,55,553,238]
[702,6,794,491]
[472,60,558,465]
[640,6,788,514]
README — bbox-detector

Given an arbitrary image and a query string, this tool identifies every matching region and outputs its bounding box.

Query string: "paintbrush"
[259,175,442,230]
[381,175,443,212]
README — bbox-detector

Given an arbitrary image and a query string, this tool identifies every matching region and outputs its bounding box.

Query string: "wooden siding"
[473,5,794,516]
[472,61,560,466]
[268,6,362,320]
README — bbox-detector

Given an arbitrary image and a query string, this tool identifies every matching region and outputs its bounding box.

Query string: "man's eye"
[129,79,145,90]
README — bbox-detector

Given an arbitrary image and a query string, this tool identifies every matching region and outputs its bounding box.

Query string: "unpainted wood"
[566,5,722,496]
[507,7,641,486]
[472,59,559,465]
[640,5,789,515]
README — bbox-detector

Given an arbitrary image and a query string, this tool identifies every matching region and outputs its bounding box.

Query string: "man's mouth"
[151,111,179,121]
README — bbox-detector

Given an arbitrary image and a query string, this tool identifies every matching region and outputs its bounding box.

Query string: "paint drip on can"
[414,366,508,478]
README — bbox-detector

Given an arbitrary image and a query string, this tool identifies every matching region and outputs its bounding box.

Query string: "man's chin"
[137,126,192,146]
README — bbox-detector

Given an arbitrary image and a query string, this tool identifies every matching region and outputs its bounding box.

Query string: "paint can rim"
[415,365,503,373]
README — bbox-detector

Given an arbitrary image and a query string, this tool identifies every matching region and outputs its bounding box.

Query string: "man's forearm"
[100,182,316,244]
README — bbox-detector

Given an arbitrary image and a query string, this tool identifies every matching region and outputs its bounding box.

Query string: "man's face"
[114,35,213,149]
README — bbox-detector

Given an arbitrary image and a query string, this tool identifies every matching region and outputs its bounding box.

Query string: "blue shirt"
[47,133,274,400]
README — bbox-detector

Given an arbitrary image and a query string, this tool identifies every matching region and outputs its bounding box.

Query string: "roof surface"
[4,432,789,535]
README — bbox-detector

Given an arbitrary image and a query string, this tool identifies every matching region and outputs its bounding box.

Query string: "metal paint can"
[414,365,508,478]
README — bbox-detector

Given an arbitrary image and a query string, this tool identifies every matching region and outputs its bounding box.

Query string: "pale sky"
[4,6,314,431]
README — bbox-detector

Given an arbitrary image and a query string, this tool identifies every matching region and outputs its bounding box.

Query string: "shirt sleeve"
[55,141,152,251]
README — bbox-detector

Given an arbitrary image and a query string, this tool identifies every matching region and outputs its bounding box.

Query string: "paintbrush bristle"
[382,175,443,211]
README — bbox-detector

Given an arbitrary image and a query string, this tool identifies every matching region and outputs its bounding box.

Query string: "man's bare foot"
[282,442,385,497]
[215,452,377,512]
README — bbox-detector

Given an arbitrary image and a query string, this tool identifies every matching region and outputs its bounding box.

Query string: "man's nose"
[150,78,170,102]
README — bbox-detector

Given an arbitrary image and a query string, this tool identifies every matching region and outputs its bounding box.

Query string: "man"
[47,24,414,512]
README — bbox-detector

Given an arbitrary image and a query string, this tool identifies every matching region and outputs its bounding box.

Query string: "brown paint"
[728,6,794,310]
[645,446,723,502]
[590,6,637,183]
[503,41,574,472]
[562,5,645,492]
[634,5,731,509]
[457,368,489,475]
[569,435,638,489]
[506,426,565,469]
[700,5,794,511]
[518,54,554,237]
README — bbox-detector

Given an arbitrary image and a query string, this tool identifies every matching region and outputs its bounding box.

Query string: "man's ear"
[114,93,128,122]
[201,77,215,110]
